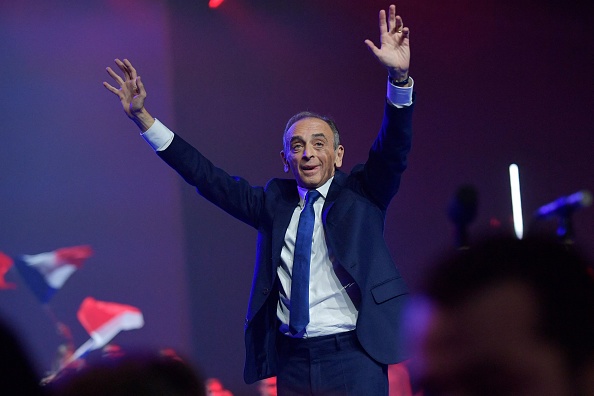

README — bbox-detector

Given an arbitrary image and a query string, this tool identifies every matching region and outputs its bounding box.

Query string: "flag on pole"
[44,297,144,383]
[77,297,144,350]
[12,245,92,303]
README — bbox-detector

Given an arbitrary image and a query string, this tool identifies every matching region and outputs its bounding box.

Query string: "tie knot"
[305,190,321,207]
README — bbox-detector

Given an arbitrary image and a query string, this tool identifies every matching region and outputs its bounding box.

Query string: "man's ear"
[334,145,345,168]
[280,150,289,173]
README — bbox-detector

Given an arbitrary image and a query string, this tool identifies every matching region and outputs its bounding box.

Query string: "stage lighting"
[509,164,524,239]
[209,0,224,8]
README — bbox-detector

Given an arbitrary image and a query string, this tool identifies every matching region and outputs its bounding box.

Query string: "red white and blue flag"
[77,296,144,349]
[47,297,144,380]
[12,245,93,303]
[59,297,144,368]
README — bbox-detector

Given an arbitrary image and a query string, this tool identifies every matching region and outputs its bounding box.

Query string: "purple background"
[1,1,592,394]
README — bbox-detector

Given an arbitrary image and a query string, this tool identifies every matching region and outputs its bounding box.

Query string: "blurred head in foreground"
[51,350,205,396]
[0,319,45,395]
[257,376,277,396]
[405,236,594,396]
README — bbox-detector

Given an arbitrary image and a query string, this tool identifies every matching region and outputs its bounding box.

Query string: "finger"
[395,26,410,44]
[364,39,381,57]
[102,81,121,95]
[378,9,388,35]
[136,76,147,97]
[394,15,404,33]
[401,27,410,40]
[124,58,137,80]
[106,66,124,85]
[389,5,396,32]
[115,58,131,81]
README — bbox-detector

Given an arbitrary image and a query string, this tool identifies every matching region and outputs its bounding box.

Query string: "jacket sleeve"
[359,100,414,211]
[157,133,265,229]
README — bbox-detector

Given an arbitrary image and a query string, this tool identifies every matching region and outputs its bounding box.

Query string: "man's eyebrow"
[289,134,328,144]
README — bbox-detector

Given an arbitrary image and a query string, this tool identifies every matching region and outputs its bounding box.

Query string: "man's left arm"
[361,4,414,209]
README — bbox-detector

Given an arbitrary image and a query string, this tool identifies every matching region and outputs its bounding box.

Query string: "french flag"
[77,296,145,349]
[12,245,92,303]
[49,297,145,379]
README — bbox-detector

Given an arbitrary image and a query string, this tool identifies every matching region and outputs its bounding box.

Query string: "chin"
[299,180,320,189]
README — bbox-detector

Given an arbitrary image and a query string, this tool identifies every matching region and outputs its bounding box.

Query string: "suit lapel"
[322,170,346,224]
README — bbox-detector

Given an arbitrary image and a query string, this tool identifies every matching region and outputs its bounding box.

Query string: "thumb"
[364,39,380,56]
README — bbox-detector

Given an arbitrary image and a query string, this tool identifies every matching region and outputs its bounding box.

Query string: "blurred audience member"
[206,377,233,396]
[50,350,205,396]
[0,318,46,395]
[405,236,594,395]
[389,362,422,396]
[257,376,277,396]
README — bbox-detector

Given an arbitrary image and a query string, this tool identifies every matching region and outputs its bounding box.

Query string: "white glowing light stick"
[509,164,524,239]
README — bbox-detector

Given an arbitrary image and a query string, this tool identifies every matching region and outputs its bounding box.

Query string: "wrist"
[130,108,155,132]
[389,74,410,87]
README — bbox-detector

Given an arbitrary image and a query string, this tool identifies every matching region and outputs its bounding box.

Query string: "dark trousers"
[276,331,388,396]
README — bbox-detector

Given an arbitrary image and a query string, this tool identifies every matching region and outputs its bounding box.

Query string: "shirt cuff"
[141,118,174,151]
[387,76,414,108]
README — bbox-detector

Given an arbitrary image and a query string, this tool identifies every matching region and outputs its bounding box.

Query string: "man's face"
[409,282,575,396]
[281,118,344,189]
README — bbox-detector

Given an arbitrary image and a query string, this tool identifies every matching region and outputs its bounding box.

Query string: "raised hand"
[103,59,154,131]
[364,4,410,82]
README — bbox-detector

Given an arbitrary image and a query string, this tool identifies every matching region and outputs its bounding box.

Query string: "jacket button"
[262,288,270,295]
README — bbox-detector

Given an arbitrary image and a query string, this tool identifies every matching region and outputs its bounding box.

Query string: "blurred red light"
[209,0,224,8]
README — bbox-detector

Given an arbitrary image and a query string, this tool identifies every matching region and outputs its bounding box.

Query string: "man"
[104,4,414,395]
[405,237,594,395]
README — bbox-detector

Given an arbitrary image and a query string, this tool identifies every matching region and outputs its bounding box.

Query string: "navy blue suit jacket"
[157,100,414,384]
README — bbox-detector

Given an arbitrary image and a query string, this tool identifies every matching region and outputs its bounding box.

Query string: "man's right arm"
[103,59,266,229]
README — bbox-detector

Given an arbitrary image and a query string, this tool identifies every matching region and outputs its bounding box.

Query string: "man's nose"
[302,144,314,158]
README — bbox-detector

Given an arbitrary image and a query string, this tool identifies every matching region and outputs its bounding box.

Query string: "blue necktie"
[289,190,321,335]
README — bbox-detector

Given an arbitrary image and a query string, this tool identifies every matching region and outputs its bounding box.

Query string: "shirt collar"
[296,177,333,208]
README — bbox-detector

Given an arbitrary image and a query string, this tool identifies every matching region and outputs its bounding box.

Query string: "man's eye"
[291,145,303,152]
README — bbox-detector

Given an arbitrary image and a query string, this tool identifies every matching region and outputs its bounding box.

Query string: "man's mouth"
[301,165,319,175]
